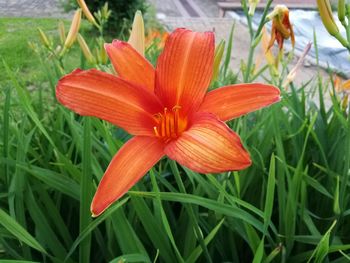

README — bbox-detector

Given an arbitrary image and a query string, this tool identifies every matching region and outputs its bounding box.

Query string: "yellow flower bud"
[248,0,260,16]
[58,20,66,45]
[99,38,108,64]
[317,0,339,37]
[128,10,145,56]
[37,28,50,48]
[212,40,225,82]
[64,9,82,50]
[212,40,225,81]
[342,94,349,110]
[76,0,99,28]
[77,34,95,64]
[338,0,346,24]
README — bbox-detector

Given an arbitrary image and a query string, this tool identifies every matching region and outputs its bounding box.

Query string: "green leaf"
[252,237,264,263]
[0,208,47,254]
[65,197,129,261]
[109,253,151,263]
[307,220,337,263]
[263,154,276,234]
[129,191,265,234]
[186,218,225,263]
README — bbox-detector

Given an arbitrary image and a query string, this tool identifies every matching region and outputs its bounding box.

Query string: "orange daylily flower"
[146,29,169,49]
[267,5,295,51]
[56,28,280,216]
[334,76,350,94]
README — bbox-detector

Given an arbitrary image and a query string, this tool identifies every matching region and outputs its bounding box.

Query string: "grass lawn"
[0,17,85,86]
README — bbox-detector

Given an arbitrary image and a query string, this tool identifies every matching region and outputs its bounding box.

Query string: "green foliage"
[0,18,83,86]
[64,0,148,36]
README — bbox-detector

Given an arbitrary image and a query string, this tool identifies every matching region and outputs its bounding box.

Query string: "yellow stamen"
[153,127,159,137]
[153,105,184,141]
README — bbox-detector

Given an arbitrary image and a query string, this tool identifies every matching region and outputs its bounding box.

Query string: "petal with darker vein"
[91,136,165,217]
[155,28,214,115]
[165,113,251,173]
[105,40,155,91]
[56,69,162,136]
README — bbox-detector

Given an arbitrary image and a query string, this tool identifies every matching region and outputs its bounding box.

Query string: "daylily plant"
[56,28,280,216]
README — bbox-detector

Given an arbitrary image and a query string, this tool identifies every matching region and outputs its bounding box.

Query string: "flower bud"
[248,0,260,16]
[77,34,95,64]
[128,10,145,56]
[338,0,346,24]
[101,2,111,20]
[342,94,349,110]
[37,28,50,48]
[58,20,66,45]
[317,0,339,37]
[76,0,99,28]
[64,9,82,50]
[212,40,225,82]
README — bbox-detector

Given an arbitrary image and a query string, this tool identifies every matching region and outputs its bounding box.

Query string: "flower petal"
[165,113,251,173]
[155,28,214,114]
[91,136,165,217]
[199,83,280,122]
[56,69,162,136]
[105,40,155,91]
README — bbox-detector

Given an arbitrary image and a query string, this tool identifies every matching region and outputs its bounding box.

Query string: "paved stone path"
[0,0,69,18]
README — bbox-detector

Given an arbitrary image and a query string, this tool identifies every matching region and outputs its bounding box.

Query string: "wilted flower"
[283,42,312,88]
[56,28,280,216]
[261,26,279,76]
[267,5,295,51]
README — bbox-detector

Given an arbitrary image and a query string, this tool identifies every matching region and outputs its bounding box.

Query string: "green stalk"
[3,86,11,185]
[170,161,213,263]
[79,117,92,263]
[244,0,273,82]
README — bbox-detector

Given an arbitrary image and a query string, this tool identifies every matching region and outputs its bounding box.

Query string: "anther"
[153,127,159,137]
[172,105,181,136]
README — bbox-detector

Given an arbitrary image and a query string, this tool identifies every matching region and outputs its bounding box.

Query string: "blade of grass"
[65,197,129,261]
[0,208,47,255]
[263,153,276,235]
[186,218,225,263]
[149,168,184,263]
[79,117,93,263]
[170,161,213,263]
[129,191,265,233]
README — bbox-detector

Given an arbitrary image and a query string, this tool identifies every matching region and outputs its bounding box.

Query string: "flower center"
[153,106,187,142]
